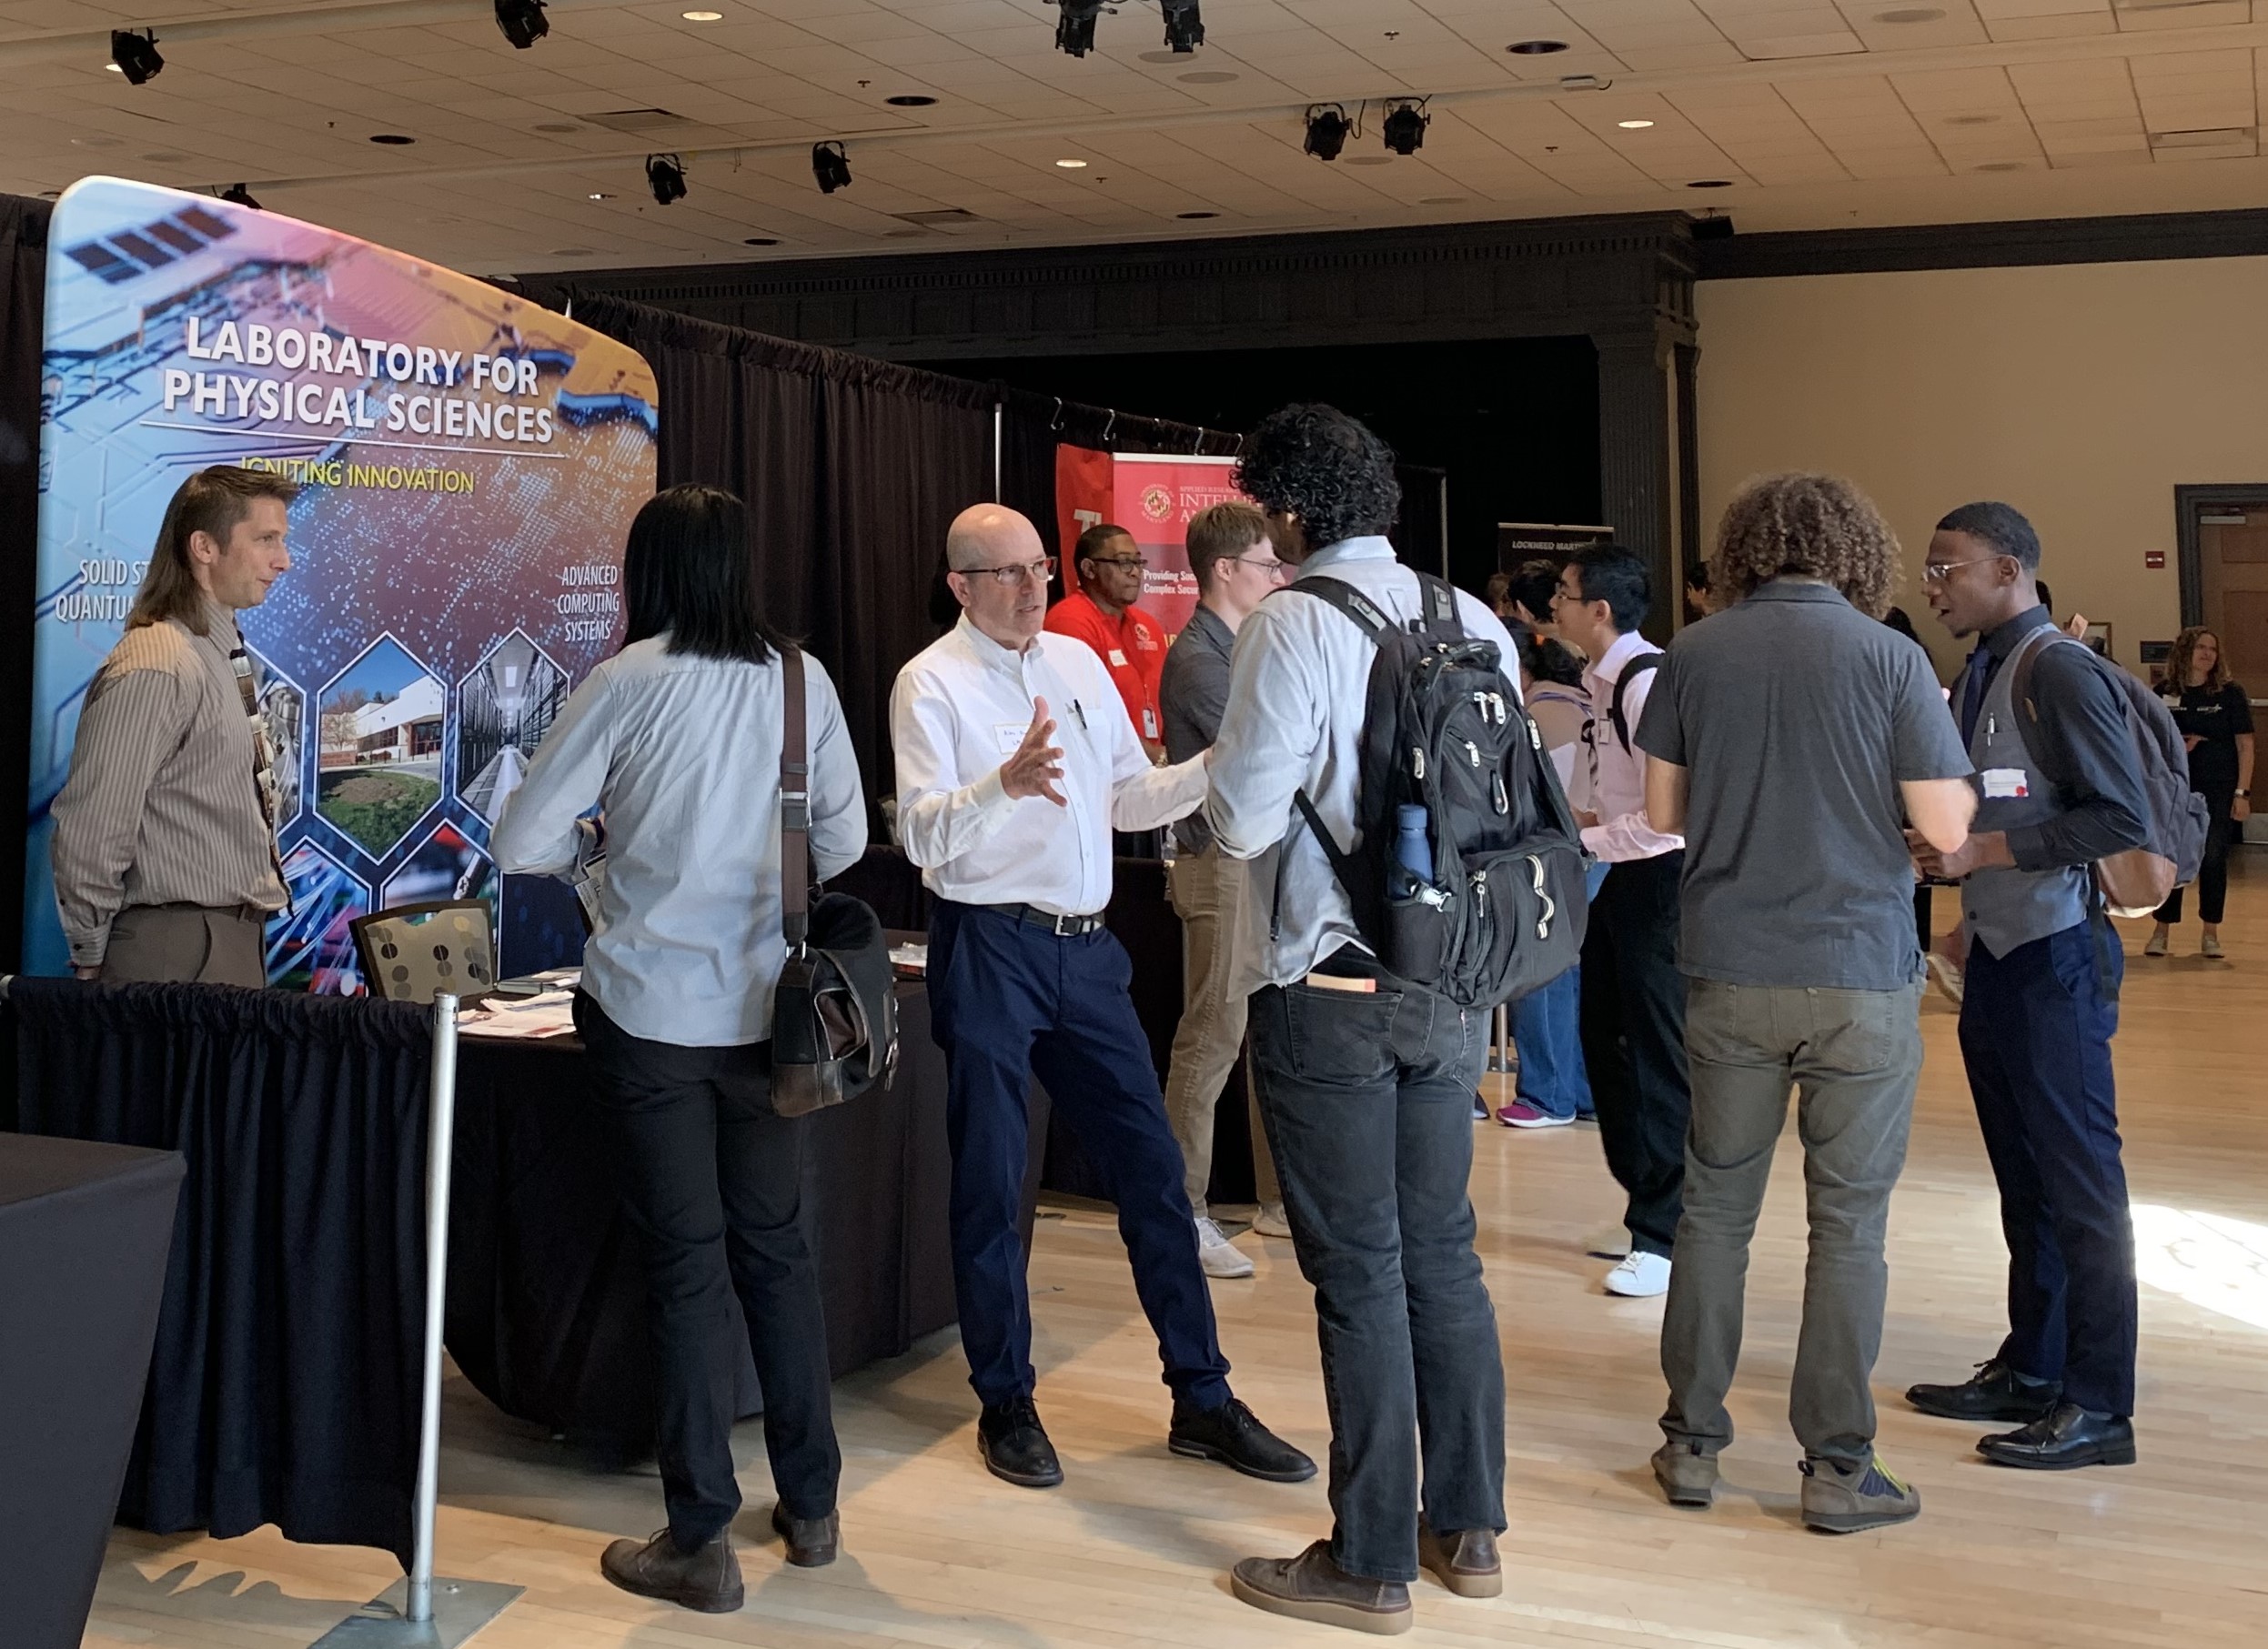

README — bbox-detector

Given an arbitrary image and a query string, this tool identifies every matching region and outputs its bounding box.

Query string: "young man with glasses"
[1159,501,1292,1281]
[891,503,1315,1500]
[1046,521,1171,760]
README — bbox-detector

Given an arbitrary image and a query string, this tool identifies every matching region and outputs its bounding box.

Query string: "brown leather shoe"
[1417,1518,1503,1598]
[771,1503,841,1567]
[600,1528,743,1613]
[1231,1541,1412,1635]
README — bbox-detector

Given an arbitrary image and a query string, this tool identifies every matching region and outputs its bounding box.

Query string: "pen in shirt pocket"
[1068,699,1088,731]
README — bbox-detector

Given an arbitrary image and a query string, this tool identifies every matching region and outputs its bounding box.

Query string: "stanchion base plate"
[308,1577,522,1647]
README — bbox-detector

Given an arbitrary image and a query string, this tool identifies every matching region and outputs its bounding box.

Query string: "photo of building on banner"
[25,176,658,990]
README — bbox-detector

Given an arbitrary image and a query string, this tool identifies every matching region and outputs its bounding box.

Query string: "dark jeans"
[1660,979,1924,1472]
[1510,963,1590,1120]
[1581,853,1691,1257]
[927,900,1231,1413]
[1249,946,1504,1584]
[573,992,840,1548]
[2154,780,2237,925]
[1959,920,2137,1416]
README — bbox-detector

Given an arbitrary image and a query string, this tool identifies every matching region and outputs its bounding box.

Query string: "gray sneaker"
[1799,1454,1920,1533]
[1651,1439,1719,1507]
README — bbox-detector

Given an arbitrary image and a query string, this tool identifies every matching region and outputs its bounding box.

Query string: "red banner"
[1052,446,1253,638]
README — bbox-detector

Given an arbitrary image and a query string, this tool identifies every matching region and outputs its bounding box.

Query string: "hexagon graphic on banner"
[270,839,372,995]
[382,819,499,929]
[457,628,570,827]
[316,634,448,862]
[243,643,307,832]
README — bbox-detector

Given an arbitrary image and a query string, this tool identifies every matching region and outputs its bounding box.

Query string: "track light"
[1162,0,1205,53]
[493,0,549,50]
[645,154,686,206]
[221,184,261,209]
[1382,100,1430,156]
[1304,105,1351,162]
[110,29,163,85]
[811,141,852,194]
[1055,0,1102,58]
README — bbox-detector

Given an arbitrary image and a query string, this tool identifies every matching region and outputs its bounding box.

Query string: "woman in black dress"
[2147,626,2254,959]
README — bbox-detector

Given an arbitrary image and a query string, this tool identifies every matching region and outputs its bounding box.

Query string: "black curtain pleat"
[5,979,433,1566]
[0,194,51,972]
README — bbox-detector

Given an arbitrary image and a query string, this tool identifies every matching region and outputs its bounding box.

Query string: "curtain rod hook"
[1050,396,1063,432]
[1103,407,1117,444]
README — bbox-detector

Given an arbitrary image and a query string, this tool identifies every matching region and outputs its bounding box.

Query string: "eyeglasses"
[1920,555,2001,585]
[1084,555,1147,572]
[955,558,1054,588]
[1230,555,1290,580]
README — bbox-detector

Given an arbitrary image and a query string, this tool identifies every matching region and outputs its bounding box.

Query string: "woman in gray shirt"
[496,485,866,1612]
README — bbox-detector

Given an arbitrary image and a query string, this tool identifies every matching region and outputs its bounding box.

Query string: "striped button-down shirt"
[51,598,287,968]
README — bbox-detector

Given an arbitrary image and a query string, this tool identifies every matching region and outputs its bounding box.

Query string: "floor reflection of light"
[2132,1204,2268,1331]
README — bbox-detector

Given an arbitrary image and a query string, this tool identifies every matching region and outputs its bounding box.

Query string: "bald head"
[947,504,1043,572]
[944,503,1054,649]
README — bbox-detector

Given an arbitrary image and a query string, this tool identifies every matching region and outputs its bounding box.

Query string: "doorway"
[2176,485,2268,689]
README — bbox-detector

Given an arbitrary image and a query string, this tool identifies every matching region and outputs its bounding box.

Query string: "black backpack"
[1285,573,1589,1009]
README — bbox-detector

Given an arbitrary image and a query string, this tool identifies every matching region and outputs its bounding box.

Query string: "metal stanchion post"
[314,993,519,1647]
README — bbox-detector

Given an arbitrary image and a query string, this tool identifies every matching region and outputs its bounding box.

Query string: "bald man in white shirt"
[890,504,1314,1496]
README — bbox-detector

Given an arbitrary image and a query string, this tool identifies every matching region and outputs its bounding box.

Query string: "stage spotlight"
[811,141,852,194]
[494,0,549,50]
[1055,0,1102,58]
[110,29,163,85]
[1382,100,1429,156]
[1162,0,1205,53]
[646,154,687,205]
[220,183,261,209]
[1304,105,1351,162]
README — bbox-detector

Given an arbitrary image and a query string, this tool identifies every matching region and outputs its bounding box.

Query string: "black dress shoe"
[1168,1396,1318,1483]
[1977,1403,2136,1470]
[979,1395,1065,1488]
[600,1528,743,1613]
[771,1503,840,1567]
[1906,1359,2061,1423]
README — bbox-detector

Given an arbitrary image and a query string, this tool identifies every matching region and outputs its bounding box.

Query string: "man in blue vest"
[1906,501,2151,1471]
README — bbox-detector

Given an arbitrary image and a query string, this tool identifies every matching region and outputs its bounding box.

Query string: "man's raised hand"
[1001,698,1068,806]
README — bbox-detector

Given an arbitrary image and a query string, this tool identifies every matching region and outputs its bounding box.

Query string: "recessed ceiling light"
[1974,161,2024,172]
[885,94,936,106]
[587,191,612,199]
[1945,113,1998,126]
[1507,39,1569,55]
[370,134,415,145]
[742,236,779,246]
[1055,157,1088,168]
[1176,210,1218,219]
[1687,178,1733,188]
[1618,119,1656,129]
[681,9,723,19]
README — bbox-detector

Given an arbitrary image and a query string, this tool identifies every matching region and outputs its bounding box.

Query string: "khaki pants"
[102,903,268,988]
[1163,846,1278,1218]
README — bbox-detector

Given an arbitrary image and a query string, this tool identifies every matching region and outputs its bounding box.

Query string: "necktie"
[1956,646,1991,744]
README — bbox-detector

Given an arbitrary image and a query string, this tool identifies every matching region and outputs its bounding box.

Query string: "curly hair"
[1711,472,1900,618]
[2167,625,2229,693]
[1233,403,1400,551]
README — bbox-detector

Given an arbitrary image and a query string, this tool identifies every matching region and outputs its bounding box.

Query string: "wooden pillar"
[1595,327,1678,643]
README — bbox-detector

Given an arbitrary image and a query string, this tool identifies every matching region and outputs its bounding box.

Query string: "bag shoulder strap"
[1608,651,1661,752]
[781,647,811,954]
[1282,574,1392,643]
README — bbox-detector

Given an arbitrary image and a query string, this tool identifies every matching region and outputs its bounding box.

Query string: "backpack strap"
[1608,651,1661,753]
[1282,573,1393,641]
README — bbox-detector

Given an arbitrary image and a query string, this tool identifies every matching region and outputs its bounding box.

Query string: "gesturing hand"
[1001,698,1068,807]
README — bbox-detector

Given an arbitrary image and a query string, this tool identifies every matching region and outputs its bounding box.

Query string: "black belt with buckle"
[990,903,1105,939]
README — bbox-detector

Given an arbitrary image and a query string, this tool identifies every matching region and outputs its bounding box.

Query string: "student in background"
[1684,558,1717,624]
[2146,625,2252,958]
[1045,522,1169,759]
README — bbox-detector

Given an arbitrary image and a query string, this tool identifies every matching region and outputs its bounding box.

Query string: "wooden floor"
[86,868,2268,1649]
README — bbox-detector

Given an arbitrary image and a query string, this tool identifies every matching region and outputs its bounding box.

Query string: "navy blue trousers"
[928,900,1232,1413]
[1959,919,2138,1416]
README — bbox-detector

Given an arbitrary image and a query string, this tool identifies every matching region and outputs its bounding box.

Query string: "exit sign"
[2145,549,2166,568]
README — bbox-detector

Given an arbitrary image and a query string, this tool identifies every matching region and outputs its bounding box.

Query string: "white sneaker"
[1253,1202,1292,1239]
[1604,1251,1672,1297]
[1924,951,1964,1006]
[1195,1217,1255,1279]
[2144,927,2169,958]
[2202,932,2224,959]
[1584,1224,1632,1260]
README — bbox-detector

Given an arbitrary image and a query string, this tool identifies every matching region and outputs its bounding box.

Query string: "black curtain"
[0,195,50,972]
[4,979,433,1566]
[557,295,993,818]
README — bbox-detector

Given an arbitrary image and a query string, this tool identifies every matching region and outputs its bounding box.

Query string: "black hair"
[1567,544,1651,634]
[1075,521,1134,566]
[1523,633,1586,688]
[2034,578,2054,614]
[1233,403,1400,550]
[1503,558,1564,625]
[1936,501,2041,571]
[1685,558,1710,593]
[1880,605,1919,642]
[623,484,792,664]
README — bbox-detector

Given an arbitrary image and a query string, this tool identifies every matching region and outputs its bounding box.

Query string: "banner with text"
[25,176,658,988]
[1053,447,1251,638]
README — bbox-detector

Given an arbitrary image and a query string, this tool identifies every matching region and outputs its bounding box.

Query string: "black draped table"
[0,1132,185,1649]
[444,979,1048,1452]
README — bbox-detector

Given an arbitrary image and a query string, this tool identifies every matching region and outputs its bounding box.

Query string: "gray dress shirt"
[51,598,287,969]
[1159,603,1236,854]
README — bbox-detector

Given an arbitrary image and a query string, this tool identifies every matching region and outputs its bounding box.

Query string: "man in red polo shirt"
[1047,523,1169,760]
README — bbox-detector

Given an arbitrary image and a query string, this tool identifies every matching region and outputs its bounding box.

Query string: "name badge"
[1107,648,1128,668]
[1981,768,2030,800]
[1142,708,1159,739]
[995,721,1027,756]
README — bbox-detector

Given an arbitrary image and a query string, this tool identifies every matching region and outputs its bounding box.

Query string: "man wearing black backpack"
[1207,404,1544,1634]
[1907,501,2152,1472]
